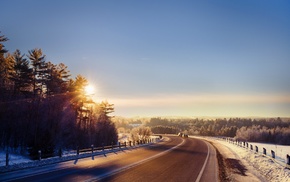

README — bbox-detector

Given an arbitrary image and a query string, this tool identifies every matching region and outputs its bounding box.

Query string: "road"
[0,136,218,182]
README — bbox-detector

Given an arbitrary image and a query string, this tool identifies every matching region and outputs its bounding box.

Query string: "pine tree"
[27,48,48,96]
[0,31,8,55]
[12,49,33,95]
[95,101,117,146]
[2,53,15,92]
[0,32,11,97]
[46,62,71,94]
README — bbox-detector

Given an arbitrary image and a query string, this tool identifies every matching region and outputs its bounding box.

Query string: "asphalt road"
[0,136,218,182]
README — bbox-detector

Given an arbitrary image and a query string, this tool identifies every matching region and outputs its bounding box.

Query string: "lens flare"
[85,85,95,95]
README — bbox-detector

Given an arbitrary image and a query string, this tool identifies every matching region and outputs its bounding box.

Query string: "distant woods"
[115,117,290,145]
[0,32,117,158]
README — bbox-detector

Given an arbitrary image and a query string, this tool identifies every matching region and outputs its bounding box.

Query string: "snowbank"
[213,137,290,182]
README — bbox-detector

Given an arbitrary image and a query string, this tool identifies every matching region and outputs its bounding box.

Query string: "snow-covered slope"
[210,137,290,182]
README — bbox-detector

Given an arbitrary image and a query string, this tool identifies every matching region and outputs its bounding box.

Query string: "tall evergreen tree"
[95,101,117,146]
[2,53,15,91]
[0,32,10,96]
[0,31,8,55]
[46,62,71,94]
[99,101,114,119]
[73,74,88,93]
[12,49,33,95]
[27,48,48,96]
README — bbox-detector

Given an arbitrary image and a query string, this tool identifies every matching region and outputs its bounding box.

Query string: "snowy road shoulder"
[198,137,290,182]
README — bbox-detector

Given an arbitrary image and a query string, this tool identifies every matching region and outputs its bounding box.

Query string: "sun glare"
[85,84,95,95]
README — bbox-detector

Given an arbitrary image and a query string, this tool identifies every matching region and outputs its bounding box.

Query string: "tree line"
[236,125,290,145]
[113,116,290,145]
[0,32,118,158]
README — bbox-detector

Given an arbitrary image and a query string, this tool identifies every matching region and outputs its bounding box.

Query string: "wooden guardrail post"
[91,144,94,153]
[77,146,80,155]
[38,150,42,161]
[287,154,290,165]
[111,142,114,150]
[263,148,266,155]
[118,142,121,149]
[271,150,275,159]
[59,148,62,157]
[124,141,126,147]
[6,150,9,166]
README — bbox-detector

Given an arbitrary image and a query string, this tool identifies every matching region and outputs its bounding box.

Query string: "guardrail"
[2,138,160,168]
[222,137,290,169]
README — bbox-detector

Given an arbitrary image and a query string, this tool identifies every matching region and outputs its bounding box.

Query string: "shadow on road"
[74,158,78,165]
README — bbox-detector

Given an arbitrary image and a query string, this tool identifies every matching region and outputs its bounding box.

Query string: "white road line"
[195,141,210,182]
[86,138,185,182]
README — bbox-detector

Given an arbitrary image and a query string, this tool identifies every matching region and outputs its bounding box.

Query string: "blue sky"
[1,0,290,117]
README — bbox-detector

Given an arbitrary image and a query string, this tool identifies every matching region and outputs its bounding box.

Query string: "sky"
[1,0,290,118]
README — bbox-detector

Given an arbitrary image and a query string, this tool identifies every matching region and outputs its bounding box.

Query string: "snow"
[0,152,32,166]
[208,137,290,182]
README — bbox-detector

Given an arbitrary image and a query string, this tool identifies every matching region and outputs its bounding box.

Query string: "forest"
[0,32,118,158]
[114,117,290,145]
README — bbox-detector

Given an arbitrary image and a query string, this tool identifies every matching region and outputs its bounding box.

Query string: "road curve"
[98,136,218,182]
[1,136,218,182]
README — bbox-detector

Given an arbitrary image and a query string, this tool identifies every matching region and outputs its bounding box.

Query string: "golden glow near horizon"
[84,84,95,95]
[107,93,290,117]
[110,93,290,106]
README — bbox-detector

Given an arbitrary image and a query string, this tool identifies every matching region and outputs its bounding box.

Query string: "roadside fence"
[2,137,160,169]
[223,137,290,169]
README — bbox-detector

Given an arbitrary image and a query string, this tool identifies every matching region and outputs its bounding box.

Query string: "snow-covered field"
[213,137,290,182]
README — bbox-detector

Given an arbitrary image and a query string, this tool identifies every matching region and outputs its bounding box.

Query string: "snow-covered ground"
[211,137,290,182]
[0,152,31,167]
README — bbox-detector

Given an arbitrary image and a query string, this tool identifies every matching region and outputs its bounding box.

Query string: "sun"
[85,84,95,95]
